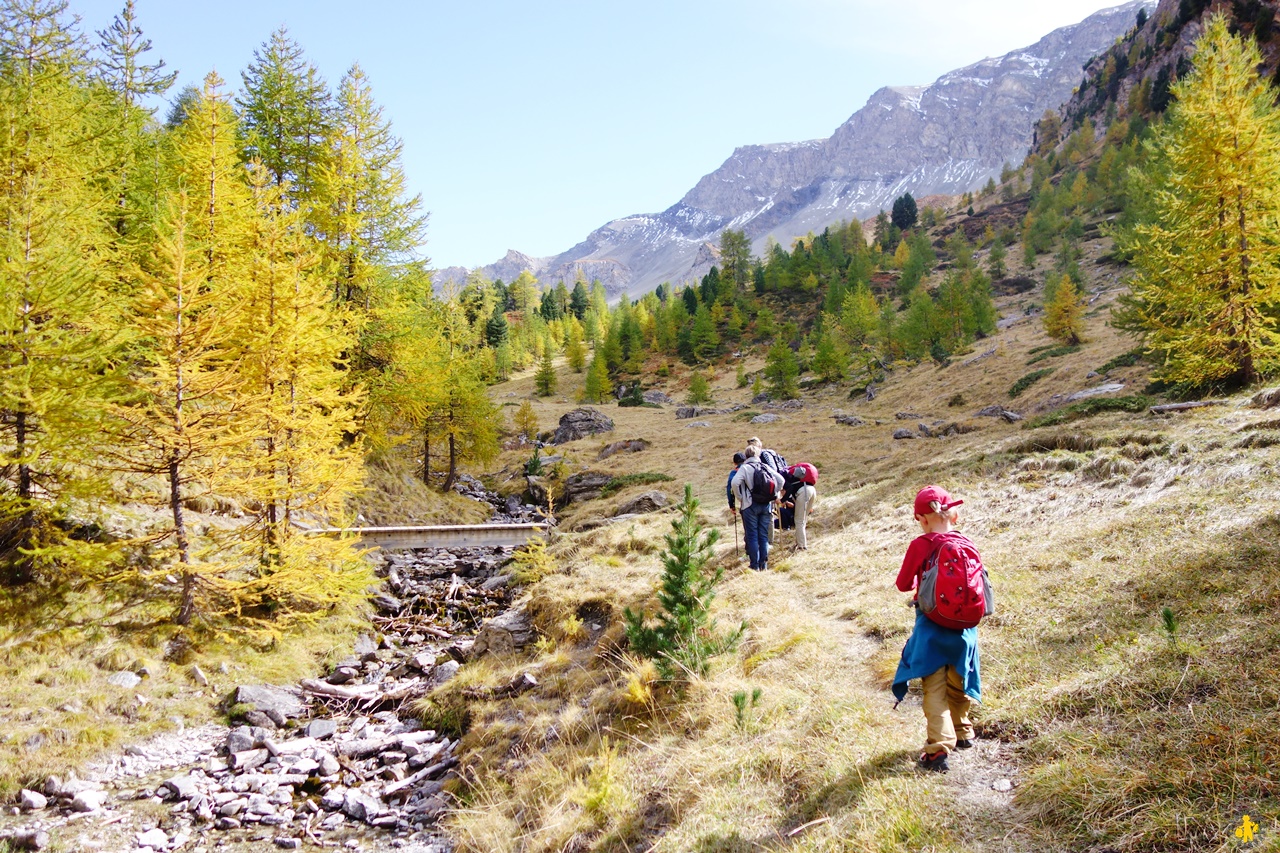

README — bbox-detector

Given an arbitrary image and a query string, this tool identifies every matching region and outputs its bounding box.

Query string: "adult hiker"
[731,446,783,571]
[725,452,745,560]
[746,437,786,542]
[891,485,987,773]
[784,463,818,551]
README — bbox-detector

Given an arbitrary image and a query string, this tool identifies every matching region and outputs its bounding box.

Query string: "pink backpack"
[917,533,993,630]
[789,462,818,485]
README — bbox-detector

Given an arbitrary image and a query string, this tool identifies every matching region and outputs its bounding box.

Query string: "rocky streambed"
[2,478,546,853]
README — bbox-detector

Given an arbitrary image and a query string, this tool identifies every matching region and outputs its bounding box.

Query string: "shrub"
[1009,368,1055,398]
[600,473,674,498]
[1026,345,1081,365]
[1023,395,1154,428]
[1097,348,1145,374]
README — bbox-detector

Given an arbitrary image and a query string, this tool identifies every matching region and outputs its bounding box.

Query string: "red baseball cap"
[913,485,963,517]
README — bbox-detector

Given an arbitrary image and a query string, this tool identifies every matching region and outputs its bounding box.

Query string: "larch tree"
[0,0,121,584]
[112,73,251,624]
[1044,274,1086,346]
[237,27,332,207]
[228,165,369,627]
[1116,14,1280,387]
[94,0,176,237]
[313,63,426,326]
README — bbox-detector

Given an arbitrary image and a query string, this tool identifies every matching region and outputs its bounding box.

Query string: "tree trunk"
[4,410,35,585]
[422,430,430,485]
[442,433,457,493]
[170,453,195,625]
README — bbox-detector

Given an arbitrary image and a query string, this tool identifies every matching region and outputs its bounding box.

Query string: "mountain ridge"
[436,1,1155,299]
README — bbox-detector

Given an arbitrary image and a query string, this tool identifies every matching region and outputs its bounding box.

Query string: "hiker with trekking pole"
[726,452,745,560]
[732,446,784,571]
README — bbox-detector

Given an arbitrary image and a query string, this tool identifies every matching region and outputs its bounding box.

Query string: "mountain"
[436,1,1154,300]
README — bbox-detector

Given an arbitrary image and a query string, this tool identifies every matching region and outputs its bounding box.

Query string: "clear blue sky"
[72,1,1132,270]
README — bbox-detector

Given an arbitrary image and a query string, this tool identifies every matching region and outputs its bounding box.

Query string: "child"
[891,485,982,773]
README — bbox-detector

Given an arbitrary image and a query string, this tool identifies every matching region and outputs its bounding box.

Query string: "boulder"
[642,391,672,404]
[615,491,669,516]
[71,789,108,812]
[596,439,650,460]
[106,671,141,689]
[233,684,305,720]
[472,609,536,658]
[564,471,613,503]
[552,408,614,445]
[160,774,200,801]
[19,789,47,811]
[833,414,866,426]
[976,405,1023,422]
[892,428,917,440]
[750,413,780,424]
[1065,383,1124,402]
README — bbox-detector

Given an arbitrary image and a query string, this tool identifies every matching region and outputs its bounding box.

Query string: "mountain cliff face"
[438,1,1154,300]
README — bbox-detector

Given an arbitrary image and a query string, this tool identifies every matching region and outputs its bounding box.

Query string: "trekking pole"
[733,511,739,558]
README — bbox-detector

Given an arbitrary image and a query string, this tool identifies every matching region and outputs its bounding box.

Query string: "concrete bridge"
[307,523,551,551]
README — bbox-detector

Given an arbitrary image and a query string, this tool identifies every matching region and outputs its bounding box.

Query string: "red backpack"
[789,462,818,485]
[917,533,993,630]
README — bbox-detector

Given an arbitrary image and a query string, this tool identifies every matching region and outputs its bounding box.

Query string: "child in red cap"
[891,485,982,773]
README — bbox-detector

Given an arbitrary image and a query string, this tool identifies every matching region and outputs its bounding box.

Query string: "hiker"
[786,464,817,551]
[891,485,983,773]
[732,446,783,571]
[725,452,745,516]
[746,437,786,542]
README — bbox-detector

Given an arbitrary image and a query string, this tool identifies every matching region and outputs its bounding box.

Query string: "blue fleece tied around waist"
[891,610,982,704]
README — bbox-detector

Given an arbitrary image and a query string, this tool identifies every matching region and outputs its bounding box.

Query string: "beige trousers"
[794,484,815,549]
[921,664,973,756]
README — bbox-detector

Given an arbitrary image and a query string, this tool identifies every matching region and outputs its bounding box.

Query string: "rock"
[563,471,613,503]
[226,726,256,754]
[136,828,169,849]
[160,774,200,801]
[326,666,359,685]
[975,404,1022,422]
[894,412,923,420]
[597,439,651,460]
[187,665,209,687]
[642,391,671,404]
[480,573,511,591]
[106,671,141,689]
[372,593,401,613]
[472,608,536,658]
[23,732,45,752]
[1250,387,1280,409]
[1065,383,1124,402]
[71,789,108,812]
[229,749,268,771]
[342,789,383,823]
[274,839,302,850]
[8,829,49,850]
[614,490,668,516]
[316,752,341,778]
[353,634,378,657]
[19,789,46,810]
[431,659,461,684]
[214,817,241,830]
[751,393,771,404]
[305,719,338,740]
[892,428,917,440]
[833,414,867,426]
[551,408,614,444]
[992,778,1014,792]
[684,421,713,428]
[320,788,346,811]
[233,684,305,720]
[749,412,780,425]
[410,652,438,672]
[242,710,278,730]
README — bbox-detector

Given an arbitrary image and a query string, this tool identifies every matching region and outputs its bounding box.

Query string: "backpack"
[917,533,994,630]
[789,462,818,486]
[758,448,787,475]
[749,463,780,503]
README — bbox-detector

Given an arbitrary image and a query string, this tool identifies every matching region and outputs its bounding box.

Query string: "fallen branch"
[1149,400,1228,414]
[298,678,380,701]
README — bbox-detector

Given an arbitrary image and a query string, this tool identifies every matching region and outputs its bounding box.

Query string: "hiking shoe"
[920,751,949,773]
[955,739,974,749]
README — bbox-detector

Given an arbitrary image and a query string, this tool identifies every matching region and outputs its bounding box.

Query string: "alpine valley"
[435,0,1156,300]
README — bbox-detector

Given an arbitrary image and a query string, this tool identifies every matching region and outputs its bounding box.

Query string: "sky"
[71,1,1136,270]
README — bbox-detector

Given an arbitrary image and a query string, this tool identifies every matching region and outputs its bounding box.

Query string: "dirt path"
[769,548,1028,852]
